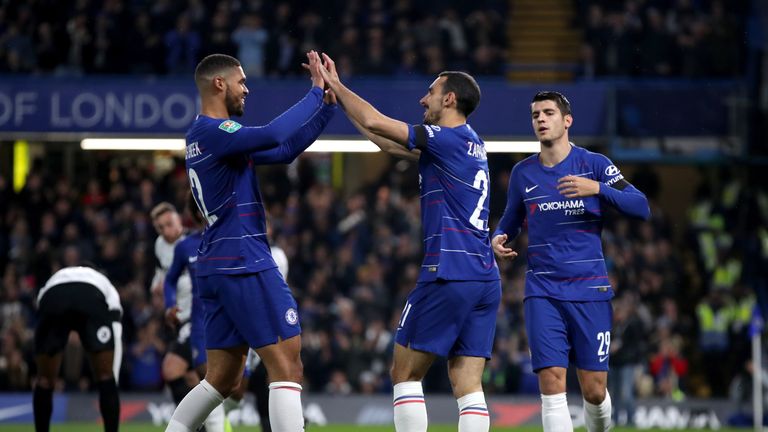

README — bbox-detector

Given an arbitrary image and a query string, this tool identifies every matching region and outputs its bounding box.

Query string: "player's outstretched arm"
[345,113,420,161]
[318,53,411,147]
[217,51,326,157]
[252,91,338,165]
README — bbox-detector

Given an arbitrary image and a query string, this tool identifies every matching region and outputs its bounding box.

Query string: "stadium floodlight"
[80,138,540,153]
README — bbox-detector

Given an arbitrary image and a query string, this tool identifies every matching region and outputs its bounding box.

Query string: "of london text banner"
[0,76,739,138]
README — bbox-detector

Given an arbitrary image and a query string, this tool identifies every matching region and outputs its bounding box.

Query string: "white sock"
[393,381,427,432]
[584,390,612,432]
[165,379,225,432]
[457,391,489,432]
[541,393,573,432]
[269,381,304,432]
[223,396,243,414]
[203,403,226,431]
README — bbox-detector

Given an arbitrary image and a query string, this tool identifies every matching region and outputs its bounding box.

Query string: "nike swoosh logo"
[525,185,538,193]
[599,355,609,363]
[0,404,33,421]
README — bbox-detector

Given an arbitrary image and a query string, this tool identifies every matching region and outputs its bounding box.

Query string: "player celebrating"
[318,54,500,432]
[492,91,650,432]
[165,52,336,432]
[33,264,122,432]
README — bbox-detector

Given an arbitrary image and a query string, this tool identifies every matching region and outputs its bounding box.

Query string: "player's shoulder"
[154,235,166,250]
[574,144,611,165]
[179,232,202,247]
[187,116,243,140]
[511,153,540,175]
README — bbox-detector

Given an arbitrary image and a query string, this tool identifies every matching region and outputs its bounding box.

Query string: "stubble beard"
[423,110,439,126]
[226,89,244,117]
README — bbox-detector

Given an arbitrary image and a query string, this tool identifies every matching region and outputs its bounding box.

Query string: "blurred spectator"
[164,14,200,75]
[608,294,647,426]
[127,320,165,391]
[579,0,746,78]
[232,14,269,77]
[696,289,732,396]
[649,333,688,400]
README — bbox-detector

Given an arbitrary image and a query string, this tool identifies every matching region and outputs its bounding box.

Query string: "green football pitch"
[0,425,751,432]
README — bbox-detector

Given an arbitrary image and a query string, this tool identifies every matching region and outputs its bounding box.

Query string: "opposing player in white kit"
[33,265,123,432]
[150,202,226,430]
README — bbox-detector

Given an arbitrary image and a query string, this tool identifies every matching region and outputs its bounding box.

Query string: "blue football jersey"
[494,144,649,301]
[165,231,204,327]
[184,87,332,276]
[165,232,203,307]
[407,123,500,283]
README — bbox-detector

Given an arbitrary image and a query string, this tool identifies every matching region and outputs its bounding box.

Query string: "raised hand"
[319,53,340,86]
[301,50,325,89]
[323,89,337,105]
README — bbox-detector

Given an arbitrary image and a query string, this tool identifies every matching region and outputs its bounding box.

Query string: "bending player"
[33,264,122,432]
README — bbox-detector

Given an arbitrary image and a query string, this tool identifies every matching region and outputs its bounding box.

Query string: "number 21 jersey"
[407,124,500,283]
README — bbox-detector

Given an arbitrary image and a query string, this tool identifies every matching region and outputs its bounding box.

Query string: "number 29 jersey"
[407,124,500,283]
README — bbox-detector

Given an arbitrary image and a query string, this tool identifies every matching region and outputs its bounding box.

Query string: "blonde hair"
[150,202,177,221]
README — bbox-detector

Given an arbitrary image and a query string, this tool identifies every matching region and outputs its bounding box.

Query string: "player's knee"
[267,357,303,383]
[389,365,419,384]
[94,369,115,382]
[162,360,186,381]
[207,375,240,398]
[36,375,55,389]
[582,385,607,405]
[282,357,303,383]
[538,368,566,394]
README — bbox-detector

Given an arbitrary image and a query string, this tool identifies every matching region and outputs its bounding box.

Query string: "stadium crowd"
[0,0,507,77]
[0,1,763,429]
[0,0,750,79]
[1,151,766,409]
[579,0,748,78]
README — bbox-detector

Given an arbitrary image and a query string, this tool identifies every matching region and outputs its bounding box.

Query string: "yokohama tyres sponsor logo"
[537,199,585,212]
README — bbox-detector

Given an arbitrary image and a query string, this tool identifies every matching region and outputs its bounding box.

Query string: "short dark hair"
[438,71,481,118]
[532,91,571,116]
[194,54,241,90]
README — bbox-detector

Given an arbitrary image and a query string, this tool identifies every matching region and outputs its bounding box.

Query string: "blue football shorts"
[189,322,207,368]
[524,297,613,372]
[189,297,207,367]
[198,268,301,350]
[394,279,501,358]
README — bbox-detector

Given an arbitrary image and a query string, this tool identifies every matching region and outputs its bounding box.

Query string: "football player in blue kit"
[165,52,336,432]
[317,53,500,432]
[492,91,650,432]
[163,200,208,385]
[166,198,276,431]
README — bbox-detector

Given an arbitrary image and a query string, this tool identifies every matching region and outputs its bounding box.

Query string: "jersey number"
[188,168,218,225]
[469,170,489,231]
[597,331,611,356]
